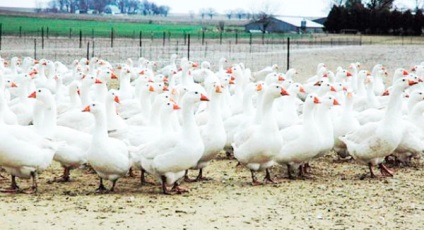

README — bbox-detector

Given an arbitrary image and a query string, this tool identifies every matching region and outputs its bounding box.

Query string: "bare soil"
[1,44,424,229]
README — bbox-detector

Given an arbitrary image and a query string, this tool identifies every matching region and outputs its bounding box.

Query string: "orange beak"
[149,85,155,92]
[34,60,39,64]
[226,68,233,74]
[95,78,103,84]
[77,89,81,95]
[200,94,209,101]
[278,75,285,81]
[313,81,321,86]
[139,70,145,75]
[28,91,36,98]
[314,97,320,104]
[280,88,289,96]
[163,85,169,91]
[192,63,199,68]
[111,73,118,79]
[333,99,340,106]
[408,80,418,86]
[299,86,306,93]
[82,105,90,112]
[382,90,390,96]
[256,84,263,91]
[330,86,337,92]
[173,104,181,110]
[215,85,222,93]
[346,72,352,77]
[10,82,17,88]
[114,95,120,104]
[403,70,409,76]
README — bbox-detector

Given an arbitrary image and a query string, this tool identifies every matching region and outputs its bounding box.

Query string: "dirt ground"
[1,44,424,229]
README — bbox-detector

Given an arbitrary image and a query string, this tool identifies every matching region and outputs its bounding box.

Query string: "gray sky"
[0,0,418,17]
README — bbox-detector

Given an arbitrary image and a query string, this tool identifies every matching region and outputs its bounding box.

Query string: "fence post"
[187,34,190,60]
[220,31,222,45]
[249,33,252,53]
[202,31,205,45]
[34,39,37,60]
[359,34,362,46]
[92,28,94,40]
[19,25,22,38]
[262,33,265,45]
[41,27,44,49]
[86,41,90,60]
[111,28,114,48]
[163,31,166,46]
[69,28,72,39]
[183,31,186,45]
[79,29,82,48]
[92,40,95,58]
[286,37,290,71]
[0,23,2,51]
[235,31,238,45]
[47,27,49,39]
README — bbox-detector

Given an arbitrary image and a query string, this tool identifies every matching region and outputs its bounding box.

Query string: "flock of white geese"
[0,54,423,195]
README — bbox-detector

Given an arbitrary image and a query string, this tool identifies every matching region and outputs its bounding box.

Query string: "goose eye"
[195,92,198,94]
[38,90,41,93]
[92,104,95,107]
[167,103,170,105]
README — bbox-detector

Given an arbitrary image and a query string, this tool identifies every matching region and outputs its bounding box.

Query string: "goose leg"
[22,172,38,194]
[140,169,155,186]
[110,179,118,192]
[369,163,376,178]
[263,168,275,184]
[96,177,107,193]
[250,170,262,185]
[128,167,136,177]
[287,165,295,180]
[195,168,213,181]
[30,171,37,193]
[184,169,197,182]
[49,167,71,183]
[161,175,172,195]
[378,163,394,177]
[0,175,21,193]
[171,182,189,194]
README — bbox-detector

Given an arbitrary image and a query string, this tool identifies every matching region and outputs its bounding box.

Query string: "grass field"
[0,13,310,40]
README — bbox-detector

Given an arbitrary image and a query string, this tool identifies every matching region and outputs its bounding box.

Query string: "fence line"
[1,33,421,70]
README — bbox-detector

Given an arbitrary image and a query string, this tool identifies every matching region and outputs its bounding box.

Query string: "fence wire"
[0,35,368,70]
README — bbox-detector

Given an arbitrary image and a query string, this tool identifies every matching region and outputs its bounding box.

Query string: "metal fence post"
[187,34,190,60]
[87,41,90,60]
[287,37,290,71]
[34,39,37,60]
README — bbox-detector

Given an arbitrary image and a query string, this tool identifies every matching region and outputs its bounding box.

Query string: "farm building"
[104,5,121,15]
[245,16,324,34]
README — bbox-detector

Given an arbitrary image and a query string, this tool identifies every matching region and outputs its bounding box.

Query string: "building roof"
[274,16,324,28]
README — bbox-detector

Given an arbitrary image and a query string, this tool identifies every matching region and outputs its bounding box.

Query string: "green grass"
[0,15,211,38]
[0,15,312,40]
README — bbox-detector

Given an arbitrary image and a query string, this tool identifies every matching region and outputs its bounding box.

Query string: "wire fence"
[0,32,423,70]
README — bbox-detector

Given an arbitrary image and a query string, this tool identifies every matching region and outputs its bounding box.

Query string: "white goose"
[233,83,289,185]
[339,77,417,178]
[82,102,133,192]
[30,88,90,182]
[275,93,321,178]
[187,83,226,181]
[139,90,209,194]
[0,90,60,193]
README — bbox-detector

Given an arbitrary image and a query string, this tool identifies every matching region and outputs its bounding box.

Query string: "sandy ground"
[1,44,424,229]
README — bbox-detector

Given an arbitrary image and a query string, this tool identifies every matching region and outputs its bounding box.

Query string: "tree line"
[325,0,424,35]
[44,0,170,16]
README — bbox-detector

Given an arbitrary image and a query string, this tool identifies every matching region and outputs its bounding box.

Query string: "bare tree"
[234,8,245,20]
[225,10,233,20]
[206,8,217,19]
